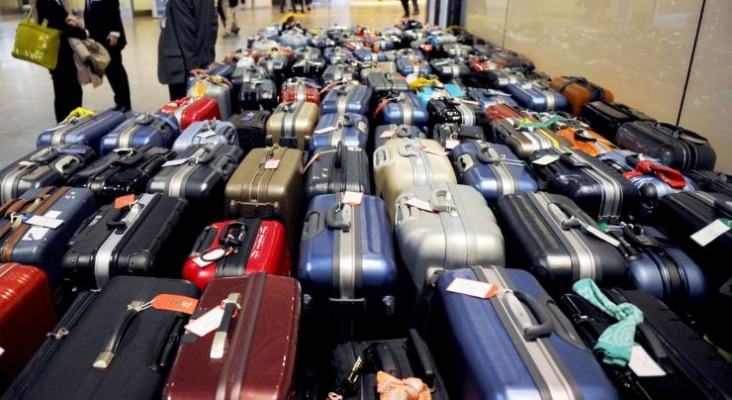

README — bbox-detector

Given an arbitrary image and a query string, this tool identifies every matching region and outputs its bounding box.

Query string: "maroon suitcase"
[163,273,301,400]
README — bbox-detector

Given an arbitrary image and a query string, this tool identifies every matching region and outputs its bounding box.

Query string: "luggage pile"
[2,17,732,400]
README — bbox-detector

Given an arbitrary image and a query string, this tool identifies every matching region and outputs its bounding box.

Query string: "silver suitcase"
[171,120,238,154]
[187,76,233,120]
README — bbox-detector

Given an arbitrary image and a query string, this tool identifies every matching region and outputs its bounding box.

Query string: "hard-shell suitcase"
[466,88,520,109]
[581,100,655,141]
[305,143,371,201]
[394,183,505,291]
[485,103,526,121]
[0,144,96,203]
[482,68,522,88]
[490,117,567,159]
[490,49,534,68]
[416,84,466,108]
[238,79,278,112]
[182,218,291,290]
[559,288,732,400]
[171,120,238,154]
[353,48,395,62]
[373,91,428,127]
[280,30,309,48]
[187,76,234,120]
[162,274,300,400]
[0,264,56,390]
[467,54,502,72]
[67,146,174,204]
[36,110,127,151]
[0,187,96,290]
[265,101,320,150]
[307,32,336,49]
[428,58,470,81]
[496,192,628,289]
[372,138,457,222]
[323,47,354,65]
[292,58,326,81]
[395,57,430,77]
[505,81,568,112]
[257,52,291,85]
[294,46,322,62]
[615,120,716,171]
[157,96,221,131]
[452,141,538,206]
[299,193,397,317]
[552,124,617,157]
[686,169,732,198]
[426,97,490,131]
[357,61,397,83]
[99,112,180,155]
[430,266,619,400]
[280,78,322,105]
[550,76,615,116]
[442,43,473,58]
[2,276,200,400]
[373,124,426,149]
[310,113,369,152]
[365,72,409,93]
[231,63,265,90]
[431,123,485,151]
[228,110,270,157]
[321,63,357,85]
[320,84,373,116]
[61,193,188,290]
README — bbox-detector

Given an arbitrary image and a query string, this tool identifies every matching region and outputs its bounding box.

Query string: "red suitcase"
[0,263,56,389]
[163,274,301,400]
[280,78,321,106]
[486,103,529,121]
[157,96,221,131]
[182,218,291,290]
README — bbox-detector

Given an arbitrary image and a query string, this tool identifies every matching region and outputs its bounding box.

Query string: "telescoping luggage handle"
[210,292,242,360]
[547,201,621,247]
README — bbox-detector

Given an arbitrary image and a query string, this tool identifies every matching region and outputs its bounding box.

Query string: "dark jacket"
[157,0,217,85]
[84,0,127,50]
[35,0,88,71]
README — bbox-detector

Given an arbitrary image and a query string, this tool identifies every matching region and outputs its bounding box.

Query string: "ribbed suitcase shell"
[395,58,431,76]
[428,58,470,81]
[171,120,239,154]
[310,113,369,152]
[505,81,568,112]
[321,63,357,85]
[157,96,221,131]
[373,124,426,149]
[431,123,486,151]
[265,102,320,150]
[376,91,428,127]
[320,84,373,116]
[305,144,371,201]
[323,47,354,65]
[365,72,409,93]
[467,88,520,109]
[294,46,322,61]
[186,76,233,120]
[280,31,309,48]
[581,100,655,141]
[550,76,614,116]
[553,126,617,157]
[280,79,321,105]
[36,110,127,151]
[358,62,397,83]
[292,59,326,81]
[99,112,179,156]
[426,97,490,131]
[491,117,568,159]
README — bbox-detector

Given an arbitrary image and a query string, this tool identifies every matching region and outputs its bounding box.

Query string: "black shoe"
[112,104,130,113]
[232,27,240,35]
[412,10,419,15]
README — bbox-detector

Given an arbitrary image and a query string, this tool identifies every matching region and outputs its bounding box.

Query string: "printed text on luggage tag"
[150,294,199,314]
[531,154,560,166]
[185,306,224,337]
[446,278,499,299]
[114,194,136,209]
[691,218,732,247]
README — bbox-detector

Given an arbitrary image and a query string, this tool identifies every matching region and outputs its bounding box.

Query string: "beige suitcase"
[265,102,320,151]
[373,138,457,223]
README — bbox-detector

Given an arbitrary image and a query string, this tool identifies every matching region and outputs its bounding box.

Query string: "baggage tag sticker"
[150,294,199,314]
[405,197,436,213]
[379,127,397,138]
[419,146,449,156]
[193,81,207,98]
[446,277,499,299]
[691,218,732,247]
[342,191,364,206]
[22,226,49,241]
[445,136,460,150]
[264,158,280,169]
[23,214,63,229]
[114,194,136,209]
[628,344,666,377]
[185,306,225,337]
[531,154,560,166]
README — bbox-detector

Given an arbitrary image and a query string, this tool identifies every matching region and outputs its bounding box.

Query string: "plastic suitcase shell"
[238,79,278,112]
[467,55,502,72]
[323,47,354,64]
[36,110,127,151]
[280,31,309,48]
[485,103,526,121]
[431,266,619,400]
[99,112,180,155]
[431,123,486,151]
[310,113,369,152]
[294,46,322,61]
[581,100,655,141]
[321,63,357,85]
[550,76,615,116]
[357,61,397,83]
[320,84,373,116]
[187,76,234,120]
[257,52,291,84]
[365,72,409,93]
[373,124,426,150]
[228,110,271,158]
[305,143,371,201]
[426,97,490,131]
[505,81,568,112]
[686,169,732,198]
[428,58,470,81]
[230,65,267,87]
[395,58,431,76]
[416,85,466,108]
[553,126,617,157]
[490,117,568,159]
[158,96,221,131]
[265,101,320,150]
[353,48,395,62]
[466,88,520,109]
[291,59,326,81]
[280,79,322,105]
[171,120,238,154]
[483,69,522,88]
[375,91,428,127]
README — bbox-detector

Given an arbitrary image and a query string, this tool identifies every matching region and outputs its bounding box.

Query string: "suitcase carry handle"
[714,198,732,218]
[210,292,242,360]
[106,202,142,229]
[475,142,501,164]
[335,141,344,168]
[93,300,145,369]
[219,221,245,248]
[455,154,475,173]
[112,148,144,166]
[398,141,421,158]
[30,147,58,164]
[407,328,436,388]
[326,203,351,231]
[573,129,597,142]
[508,290,553,341]
[429,189,455,213]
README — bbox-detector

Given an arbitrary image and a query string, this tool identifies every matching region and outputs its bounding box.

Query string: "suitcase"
[353,48,395,62]
[162,274,300,400]
[205,62,235,80]
[67,146,174,204]
[254,27,280,42]
[171,120,239,154]
[431,123,485,151]
[482,68,522,88]
[372,124,426,149]
[187,75,234,120]
[373,138,457,222]
[395,56,431,77]
[496,192,628,289]
[686,170,732,198]
[559,288,732,400]
[280,30,309,48]
[426,97,490,131]
[365,72,409,93]
[310,113,369,152]
[550,76,615,116]
[265,101,320,150]
[416,84,466,108]
[323,47,354,65]
[99,112,180,155]
[307,32,336,49]
[230,64,267,88]
[0,264,56,389]
[505,81,568,112]
[488,49,533,69]
[357,61,397,83]
[394,183,505,292]
[320,83,373,116]
[321,63,357,86]
[581,100,655,141]
[373,91,428,127]
[228,110,270,157]
[368,36,400,51]
[36,109,127,151]
[294,46,322,61]
[466,88,520,109]
[430,266,619,400]
[182,218,291,290]
[442,43,473,58]
[452,141,538,206]
[305,142,371,201]
[467,54,502,72]
[299,193,397,317]
[490,117,567,159]
[0,144,96,203]
[292,58,326,81]
[428,58,470,81]
[238,79,278,112]
[257,52,291,85]
[551,125,617,157]
[158,96,221,131]
[615,120,716,171]
[280,77,322,105]
[2,276,200,400]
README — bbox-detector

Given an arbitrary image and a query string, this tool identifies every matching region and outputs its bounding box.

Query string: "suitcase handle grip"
[113,149,144,166]
[714,198,732,218]
[326,204,351,231]
[211,292,242,360]
[573,129,597,142]
[30,146,58,164]
[455,154,474,174]
[475,142,501,164]
[93,300,145,369]
[509,291,553,341]
[429,190,454,213]
[407,329,436,388]
[219,221,245,248]
[335,141,343,168]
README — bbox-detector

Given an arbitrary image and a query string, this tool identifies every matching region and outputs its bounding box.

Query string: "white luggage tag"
[691,218,732,247]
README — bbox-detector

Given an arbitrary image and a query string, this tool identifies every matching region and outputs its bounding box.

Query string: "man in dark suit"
[84,0,132,112]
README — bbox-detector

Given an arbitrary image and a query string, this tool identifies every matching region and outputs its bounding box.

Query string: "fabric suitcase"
[36,110,127,151]
[426,97,490,131]
[67,146,174,204]
[323,47,354,65]
[2,276,200,400]
[559,288,732,400]
[496,192,628,289]
[181,218,291,290]
[310,113,369,152]
[99,112,180,155]
[357,61,397,83]
[0,144,96,203]
[373,124,426,149]
[428,58,470,81]
[0,264,56,389]
[394,183,505,292]
[294,46,322,62]
[615,120,716,171]
[61,193,188,290]
[228,110,270,157]
[365,72,409,93]
[466,88,520,109]
[187,76,234,120]
[430,266,618,400]
[280,78,322,105]
[162,274,300,400]
[320,84,373,116]
[299,193,397,317]
[452,141,538,206]
[505,81,568,112]
[550,76,615,116]
[491,117,567,159]
[581,100,655,141]
[157,96,221,131]
[321,63,357,85]
[305,143,371,201]
[265,101,320,150]
[238,79,278,112]
[171,120,238,154]
[292,59,326,81]
[686,169,732,198]
[374,91,428,127]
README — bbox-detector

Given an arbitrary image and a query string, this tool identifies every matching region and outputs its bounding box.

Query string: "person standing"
[157,0,217,100]
[84,0,132,112]
[222,0,240,37]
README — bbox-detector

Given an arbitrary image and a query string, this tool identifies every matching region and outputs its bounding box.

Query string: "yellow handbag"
[11,3,61,70]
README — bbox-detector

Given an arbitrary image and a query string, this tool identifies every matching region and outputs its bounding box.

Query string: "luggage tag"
[404,197,437,213]
[628,344,666,377]
[379,125,398,138]
[191,246,235,268]
[445,134,459,150]
[114,194,136,209]
[531,154,560,166]
[342,191,364,206]
[184,296,240,337]
[314,125,338,135]
[162,158,189,167]
[446,277,499,299]
[419,146,449,156]
[130,294,198,315]
[192,81,207,98]
[22,213,63,229]
[691,218,732,247]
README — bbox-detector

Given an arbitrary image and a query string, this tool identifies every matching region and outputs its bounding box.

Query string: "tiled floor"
[0,0,422,165]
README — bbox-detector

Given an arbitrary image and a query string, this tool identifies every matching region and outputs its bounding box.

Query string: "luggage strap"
[623,160,687,189]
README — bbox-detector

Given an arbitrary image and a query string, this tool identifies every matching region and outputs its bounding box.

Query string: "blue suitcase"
[353,48,395,62]
[373,124,426,149]
[466,88,520,109]
[36,110,127,151]
[299,193,397,316]
[452,141,538,206]
[171,120,238,154]
[431,266,620,400]
[395,57,431,76]
[323,47,354,65]
[375,91,428,127]
[206,63,235,79]
[506,81,568,112]
[310,113,369,152]
[320,84,373,116]
[99,113,180,156]
[416,85,466,108]
[279,31,309,48]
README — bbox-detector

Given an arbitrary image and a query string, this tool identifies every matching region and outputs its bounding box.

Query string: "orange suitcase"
[550,76,614,116]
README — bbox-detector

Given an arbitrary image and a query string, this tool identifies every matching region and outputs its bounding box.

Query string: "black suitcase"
[292,58,327,81]
[685,170,732,198]
[257,53,290,85]
[67,146,174,204]
[321,63,357,86]
[431,123,485,151]
[228,110,271,158]
[581,100,655,141]
[615,121,716,172]
[426,97,491,132]
[304,142,371,201]
[238,79,278,112]
[2,276,200,400]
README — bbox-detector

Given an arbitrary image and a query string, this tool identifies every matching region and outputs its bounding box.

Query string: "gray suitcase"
[171,120,238,154]
[187,76,233,120]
